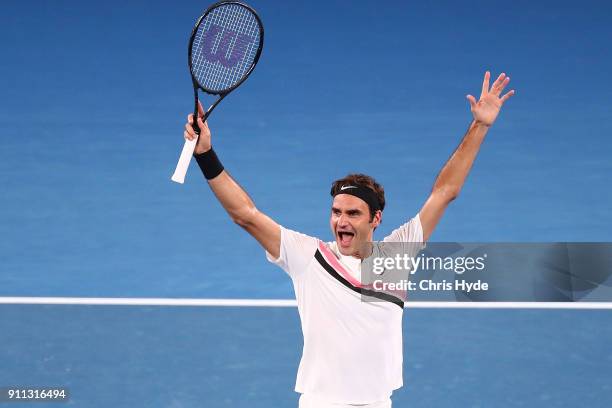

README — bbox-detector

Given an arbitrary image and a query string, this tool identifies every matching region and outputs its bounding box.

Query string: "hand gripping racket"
[171,1,264,184]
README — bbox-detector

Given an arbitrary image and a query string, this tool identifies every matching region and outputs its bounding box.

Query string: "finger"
[491,73,507,95]
[500,89,515,104]
[187,113,194,125]
[495,76,511,95]
[480,71,490,98]
[185,123,196,137]
[197,101,205,117]
[184,130,195,141]
[198,117,208,131]
[466,94,477,109]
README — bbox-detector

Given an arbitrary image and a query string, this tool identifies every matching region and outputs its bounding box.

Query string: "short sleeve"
[383,213,426,258]
[266,226,318,278]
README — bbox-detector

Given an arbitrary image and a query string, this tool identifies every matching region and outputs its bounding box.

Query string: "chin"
[338,248,350,256]
[336,243,353,256]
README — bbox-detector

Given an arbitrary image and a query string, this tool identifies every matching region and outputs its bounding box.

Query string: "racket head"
[188,1,264,95]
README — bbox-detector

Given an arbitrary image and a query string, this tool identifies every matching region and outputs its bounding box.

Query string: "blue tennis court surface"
[2,0,611,298]
[2,0,612,406]
[2,306,611,407]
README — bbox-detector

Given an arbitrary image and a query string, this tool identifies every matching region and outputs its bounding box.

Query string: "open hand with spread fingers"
[466,71,515,127]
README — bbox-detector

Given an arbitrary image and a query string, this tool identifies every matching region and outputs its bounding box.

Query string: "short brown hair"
[330,173,385,220]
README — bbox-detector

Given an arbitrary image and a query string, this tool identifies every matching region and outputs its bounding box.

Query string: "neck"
[350,241,373,260]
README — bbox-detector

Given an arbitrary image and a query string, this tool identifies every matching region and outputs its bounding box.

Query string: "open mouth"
[337,231,355,247]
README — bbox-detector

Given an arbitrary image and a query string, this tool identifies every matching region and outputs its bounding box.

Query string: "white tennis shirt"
[266,214,424,404]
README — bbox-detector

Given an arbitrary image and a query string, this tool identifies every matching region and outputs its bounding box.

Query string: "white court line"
[0,297,296,307]
[0,297,611,309]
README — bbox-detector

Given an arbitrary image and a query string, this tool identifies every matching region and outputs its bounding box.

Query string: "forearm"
[432,120,489,198]
[184,117,281,256]
[207,170,258,225]
[419,71,514,241]
[194,147,257,225]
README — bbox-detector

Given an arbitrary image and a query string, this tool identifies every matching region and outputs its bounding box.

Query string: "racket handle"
[192,120,201,135]
[171,137,198,184]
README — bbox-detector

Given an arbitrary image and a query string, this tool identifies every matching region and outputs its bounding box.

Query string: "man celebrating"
[183,72,514,407]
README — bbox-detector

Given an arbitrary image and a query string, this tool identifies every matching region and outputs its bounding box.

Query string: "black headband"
[331,184,382,213]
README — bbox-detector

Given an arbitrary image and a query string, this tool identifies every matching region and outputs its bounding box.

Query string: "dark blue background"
[1,1,612,407]
[1,0,611,298]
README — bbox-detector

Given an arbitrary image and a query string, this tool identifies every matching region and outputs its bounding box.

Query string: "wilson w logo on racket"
[171,1,264,184]
[201,25,255,68]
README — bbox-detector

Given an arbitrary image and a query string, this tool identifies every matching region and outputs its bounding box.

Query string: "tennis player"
[183,71,514,407]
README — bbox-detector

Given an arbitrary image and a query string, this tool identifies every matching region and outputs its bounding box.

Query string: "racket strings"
[191,4,261,93]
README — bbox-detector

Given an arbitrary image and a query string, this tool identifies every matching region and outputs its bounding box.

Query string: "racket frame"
[188,1,265,129]
[171,1,264,184]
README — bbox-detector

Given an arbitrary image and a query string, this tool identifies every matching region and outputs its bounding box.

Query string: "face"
[330,194,381,257]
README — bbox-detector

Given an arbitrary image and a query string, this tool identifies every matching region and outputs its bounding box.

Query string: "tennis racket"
[171,1,264,184]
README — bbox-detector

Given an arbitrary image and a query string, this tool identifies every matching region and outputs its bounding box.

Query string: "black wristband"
[194,148,224,180]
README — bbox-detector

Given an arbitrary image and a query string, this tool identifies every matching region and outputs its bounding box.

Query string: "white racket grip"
[171,137,198,184]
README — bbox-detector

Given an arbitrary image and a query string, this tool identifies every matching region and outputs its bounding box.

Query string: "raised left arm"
[419,71,515,242]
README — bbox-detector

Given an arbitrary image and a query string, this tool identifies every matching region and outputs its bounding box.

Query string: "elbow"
[433,186,460,202]
[231,207,258,228]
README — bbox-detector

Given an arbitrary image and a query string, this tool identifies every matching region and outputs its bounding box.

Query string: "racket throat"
[193,92,228,134]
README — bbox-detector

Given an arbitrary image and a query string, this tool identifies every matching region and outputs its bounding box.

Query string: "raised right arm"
[185,106,281,258]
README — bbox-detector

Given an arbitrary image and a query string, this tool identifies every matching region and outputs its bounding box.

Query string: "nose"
[337,214,349,227]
